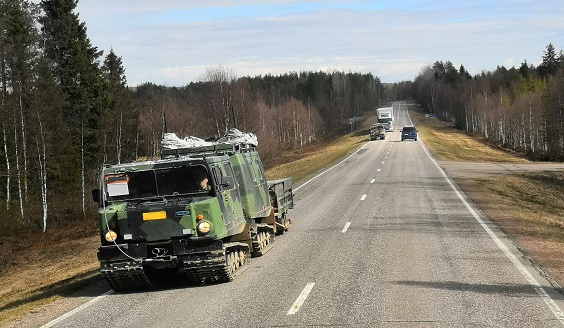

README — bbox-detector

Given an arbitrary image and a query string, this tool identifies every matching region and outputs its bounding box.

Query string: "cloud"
[74,1,564,86]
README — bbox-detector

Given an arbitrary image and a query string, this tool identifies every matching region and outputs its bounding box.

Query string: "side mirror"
[92,189,100,203]
[221,176,234,188]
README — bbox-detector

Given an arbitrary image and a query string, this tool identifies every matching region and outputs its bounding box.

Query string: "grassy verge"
[0,221,99,325]
[266,129,370,181]
[409,107,529,163]
[409,103,564,286]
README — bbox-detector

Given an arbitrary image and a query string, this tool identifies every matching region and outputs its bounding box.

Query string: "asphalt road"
[37,102,564,328]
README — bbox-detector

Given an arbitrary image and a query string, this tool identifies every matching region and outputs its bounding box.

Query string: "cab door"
[210,162,245,235]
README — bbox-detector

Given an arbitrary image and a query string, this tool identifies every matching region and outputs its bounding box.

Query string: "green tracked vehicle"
[370,123,385,141]
[92,130,293,291]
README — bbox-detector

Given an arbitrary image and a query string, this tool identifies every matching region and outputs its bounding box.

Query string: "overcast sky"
[75,0,563,86]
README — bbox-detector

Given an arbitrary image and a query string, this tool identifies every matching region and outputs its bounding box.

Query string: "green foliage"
[40,0,106,168]
[101,49,139,164]
[513,76,547,99]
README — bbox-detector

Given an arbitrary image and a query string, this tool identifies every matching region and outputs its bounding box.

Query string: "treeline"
[410,44,564,161]
[0,0,385,232]
[134,69,384,165]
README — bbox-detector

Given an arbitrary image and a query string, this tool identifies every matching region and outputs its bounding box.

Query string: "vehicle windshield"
[103,165,211,202]
[403,127,416,133]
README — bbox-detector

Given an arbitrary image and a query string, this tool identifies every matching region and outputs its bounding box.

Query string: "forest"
[408,44,564,161]
[0,0,387,232]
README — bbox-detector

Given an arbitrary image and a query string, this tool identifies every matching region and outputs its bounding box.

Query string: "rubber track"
[101,267,153,292]
[251,230,275,257]
[182,243,250,284]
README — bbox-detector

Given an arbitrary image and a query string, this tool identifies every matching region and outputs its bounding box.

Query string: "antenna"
[163,111,168,135]
[230,106,237,129]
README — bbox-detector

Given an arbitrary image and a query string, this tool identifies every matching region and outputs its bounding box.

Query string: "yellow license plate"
[143,211,167,221]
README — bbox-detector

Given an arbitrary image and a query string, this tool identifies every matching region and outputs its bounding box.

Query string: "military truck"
[370,124,386,140]
[92,129,293,291]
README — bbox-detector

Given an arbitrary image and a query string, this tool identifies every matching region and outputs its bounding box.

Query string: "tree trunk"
[2,123,9,210]
[18,87,28,201]
[34,107,48,231]
[81,120,85,218]
[13,113,24,222]
[117,107,123,164]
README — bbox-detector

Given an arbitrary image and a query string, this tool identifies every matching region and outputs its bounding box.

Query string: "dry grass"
[0,222,99,325]
[266,128,370,181]
[409,106,529,163]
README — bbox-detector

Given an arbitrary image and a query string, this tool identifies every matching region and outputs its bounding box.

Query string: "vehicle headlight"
[197,221,212,235]
[105,230,118,242]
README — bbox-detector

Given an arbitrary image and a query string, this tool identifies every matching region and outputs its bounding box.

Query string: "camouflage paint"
[229,151,271,219]
[96,147,270,247]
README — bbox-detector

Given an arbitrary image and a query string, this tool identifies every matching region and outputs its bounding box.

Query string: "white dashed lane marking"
[341,222,351,233]
[287,283,316,315]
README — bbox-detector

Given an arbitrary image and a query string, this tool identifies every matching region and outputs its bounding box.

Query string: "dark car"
[401,126,418,141]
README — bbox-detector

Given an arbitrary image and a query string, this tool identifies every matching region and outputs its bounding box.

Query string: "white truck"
[376,107,394,132]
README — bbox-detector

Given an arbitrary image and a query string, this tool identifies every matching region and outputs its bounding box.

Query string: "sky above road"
[75,0,563,86]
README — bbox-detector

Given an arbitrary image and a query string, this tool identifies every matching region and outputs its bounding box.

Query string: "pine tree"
[39,0,107,217]
[538,43,559,79]
[101,49,138,164]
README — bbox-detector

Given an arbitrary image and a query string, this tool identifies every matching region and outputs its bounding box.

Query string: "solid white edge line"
[294,143,369,192]
[360,194,367,201]
[287,283,316,315]
[41,290,114,328]
[414,125,564,323]
[341,222,351,233]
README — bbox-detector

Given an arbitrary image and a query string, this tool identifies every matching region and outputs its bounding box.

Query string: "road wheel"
[226,252,235,274]
[239,250,246,265]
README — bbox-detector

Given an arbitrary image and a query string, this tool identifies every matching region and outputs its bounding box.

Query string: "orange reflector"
[196,214,204,221]
[143,211,167,221]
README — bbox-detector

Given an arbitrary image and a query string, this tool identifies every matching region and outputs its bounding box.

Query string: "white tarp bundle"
[217,128,258,146]
[161,129,258,150]
[161,133,213,149]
